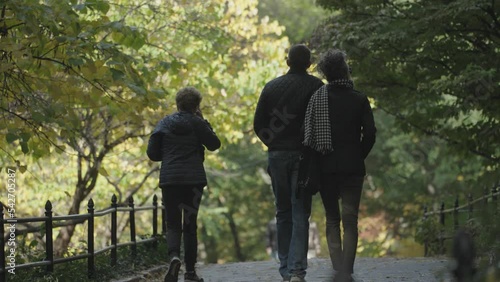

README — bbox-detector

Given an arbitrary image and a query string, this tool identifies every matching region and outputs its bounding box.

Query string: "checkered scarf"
[303,79,353,154]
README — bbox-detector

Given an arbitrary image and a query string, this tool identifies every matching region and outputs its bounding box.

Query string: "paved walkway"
[113,257,453,282]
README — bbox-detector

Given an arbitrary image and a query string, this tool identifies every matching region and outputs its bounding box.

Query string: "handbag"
[297,146,321,198]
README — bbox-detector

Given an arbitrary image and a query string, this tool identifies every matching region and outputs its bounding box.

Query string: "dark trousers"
[320,174,364,274]
[162,185,204,271]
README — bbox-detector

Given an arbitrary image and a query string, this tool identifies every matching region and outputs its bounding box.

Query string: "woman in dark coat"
[303,50,376,282]
[147,87,221,282]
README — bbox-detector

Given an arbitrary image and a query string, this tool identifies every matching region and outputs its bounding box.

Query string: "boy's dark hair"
[287,44,311,70]
[317,49,350,82]
[176,87,202,112]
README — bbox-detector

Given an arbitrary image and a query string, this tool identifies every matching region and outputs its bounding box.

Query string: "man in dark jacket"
[254,44,324,282]
[147,87,220,282]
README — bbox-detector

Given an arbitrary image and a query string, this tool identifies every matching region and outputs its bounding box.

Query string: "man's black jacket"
[253,68,324,151]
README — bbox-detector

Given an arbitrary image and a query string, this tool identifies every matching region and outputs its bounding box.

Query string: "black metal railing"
[0,194,165,282]
[422,183,499,256]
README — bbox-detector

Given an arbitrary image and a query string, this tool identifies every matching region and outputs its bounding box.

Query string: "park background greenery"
[0,0,498,277]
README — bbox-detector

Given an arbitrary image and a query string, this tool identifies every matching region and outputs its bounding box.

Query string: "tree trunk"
[225,211,244,261]
[199,224,218,263]
[53,184,86,256]
[52,151,98,256]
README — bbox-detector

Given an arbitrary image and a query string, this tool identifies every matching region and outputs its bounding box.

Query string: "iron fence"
[0,194,165,281]
[422,183,499,256]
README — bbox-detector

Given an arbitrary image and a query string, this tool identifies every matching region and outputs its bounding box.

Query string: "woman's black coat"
[320,85,376,176]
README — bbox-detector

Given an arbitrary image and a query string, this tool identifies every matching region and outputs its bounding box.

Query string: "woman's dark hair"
[317,49,350,82]
[176,87,202,112]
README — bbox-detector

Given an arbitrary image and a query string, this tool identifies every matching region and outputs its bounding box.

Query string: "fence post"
[439,202,445,254]
[87,199,95,278]
[45,200,54,273]
[161,197,166,235]
[128,196,137,257]
[483,187,489,205]
[152,195,158,248]
[439,202,445,225]
[0,202,5,282]
[467,193,473,220]
[453,196,459,231]
[111,195,118,266]
[423,205,428,257]
[493,185,498,215]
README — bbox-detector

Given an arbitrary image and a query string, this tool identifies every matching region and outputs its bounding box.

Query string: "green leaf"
[6,133,18,143]
[31,111,46,123]
[21,141,29,154]
[98,167,109,177]
[29,240,38,248]
[127,83,147,95]
[18,165,27,173]
[20,132,31,142]
[95,1,110,14]
[110,21,123,29]
[73,4,87,12]
[159,61,171,71]
[96,42,115,50]
[131,37,145,50]
[110,68,125,81]
[111,31,125,42]
[68,57,85,66]
[55,36,67,43]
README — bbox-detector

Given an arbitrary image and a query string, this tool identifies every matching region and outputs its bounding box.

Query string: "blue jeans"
[268,151,312,279]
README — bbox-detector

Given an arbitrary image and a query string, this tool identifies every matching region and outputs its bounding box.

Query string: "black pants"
[320,174,364,274]
[162,185,204,271]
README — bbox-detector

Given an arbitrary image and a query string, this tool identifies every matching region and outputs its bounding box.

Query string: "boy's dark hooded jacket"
[147,112,220,188]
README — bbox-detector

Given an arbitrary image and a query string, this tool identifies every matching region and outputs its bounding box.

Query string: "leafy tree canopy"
[258,0,329,44]
[0,0,289,255]
[312,0,500,170]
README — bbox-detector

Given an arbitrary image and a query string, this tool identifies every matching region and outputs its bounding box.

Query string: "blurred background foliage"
[0,0,498,269]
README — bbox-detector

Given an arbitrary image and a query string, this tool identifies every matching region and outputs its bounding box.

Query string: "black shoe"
[333,272,353,282]
[164,257,181,282]
[184,271,204,282]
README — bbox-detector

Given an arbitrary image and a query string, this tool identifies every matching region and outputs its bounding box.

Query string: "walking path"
[112,257,453,282]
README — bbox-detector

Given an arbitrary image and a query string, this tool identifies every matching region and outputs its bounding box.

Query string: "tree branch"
[379,106,499,162]
[31,55,115,99]
[125,165,160,199]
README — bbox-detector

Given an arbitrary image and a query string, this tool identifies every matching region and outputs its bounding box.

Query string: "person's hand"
[266,247,272,255]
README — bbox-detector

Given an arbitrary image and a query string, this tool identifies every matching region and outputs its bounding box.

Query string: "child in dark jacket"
[147,86,220,282]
